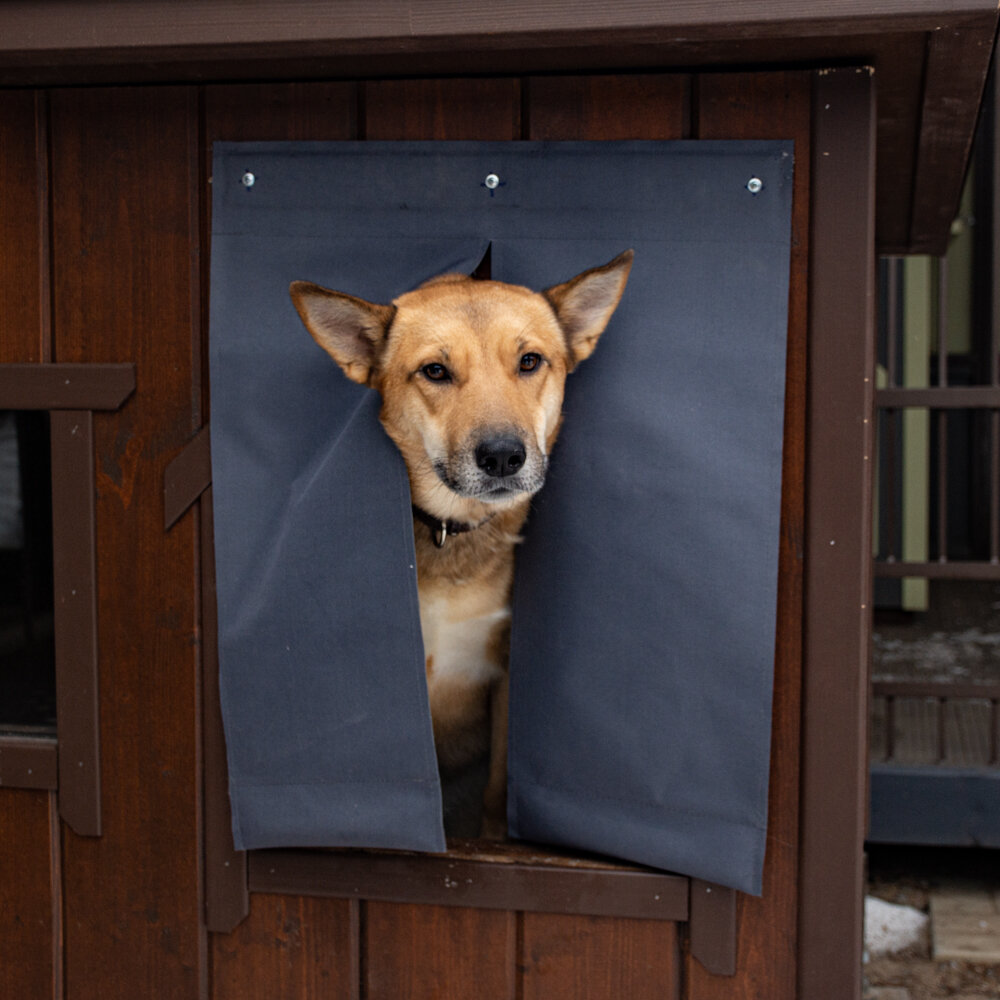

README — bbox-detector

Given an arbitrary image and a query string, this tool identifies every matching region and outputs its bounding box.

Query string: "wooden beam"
[799,67,876,1000]
[0,363,135,410]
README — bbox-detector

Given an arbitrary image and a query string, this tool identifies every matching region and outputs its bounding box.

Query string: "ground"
[866,580,1000,999]
[865,846,1000,999]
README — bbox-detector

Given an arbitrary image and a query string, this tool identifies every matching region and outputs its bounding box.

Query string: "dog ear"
[543,250,634,369]
[289,282,395,386]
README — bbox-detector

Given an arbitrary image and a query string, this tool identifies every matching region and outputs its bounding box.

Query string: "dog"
[289,250,632,838]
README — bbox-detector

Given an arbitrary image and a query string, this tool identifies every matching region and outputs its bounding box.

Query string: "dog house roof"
[0,0,995,255]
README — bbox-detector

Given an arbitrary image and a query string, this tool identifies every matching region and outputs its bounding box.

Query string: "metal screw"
[241,171,255,188]
[484,173,500,190]
[746,177,763,195]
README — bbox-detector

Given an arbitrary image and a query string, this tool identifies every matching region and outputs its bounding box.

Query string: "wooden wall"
[0,70,829,999]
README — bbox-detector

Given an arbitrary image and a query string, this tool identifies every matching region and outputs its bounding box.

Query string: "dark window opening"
[0,410,55,733]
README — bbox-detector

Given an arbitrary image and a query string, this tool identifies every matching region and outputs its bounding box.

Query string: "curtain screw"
[746,177,763,195]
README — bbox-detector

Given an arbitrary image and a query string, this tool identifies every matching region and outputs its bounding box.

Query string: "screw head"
[484,173,500,190]
[241,171,255,188]
[746,177,763,195]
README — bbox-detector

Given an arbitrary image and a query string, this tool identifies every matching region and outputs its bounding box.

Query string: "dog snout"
[475,437,527,478]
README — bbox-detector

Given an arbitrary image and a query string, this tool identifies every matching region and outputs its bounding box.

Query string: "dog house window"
[0,410,55,733]
[209,141,792,895]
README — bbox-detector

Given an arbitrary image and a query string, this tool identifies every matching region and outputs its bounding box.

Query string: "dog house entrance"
[208,141,793,895]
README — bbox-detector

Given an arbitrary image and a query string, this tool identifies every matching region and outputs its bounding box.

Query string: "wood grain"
[527,74,688,139]
[686,70,811,1000]
[0,789,58,999]
[520,912,679,1000]
[0,89,46,361]
[211,894,358,999]
[365,77,521,140]
[365,902,515,1000]
[205,82,357,143]
[49,86,206,999]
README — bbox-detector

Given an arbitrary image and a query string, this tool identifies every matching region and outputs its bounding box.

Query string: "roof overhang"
[0,0,996,254]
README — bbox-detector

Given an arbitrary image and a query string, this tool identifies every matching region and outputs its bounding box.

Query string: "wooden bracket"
[163,426,211,530]
[689,879,738,976]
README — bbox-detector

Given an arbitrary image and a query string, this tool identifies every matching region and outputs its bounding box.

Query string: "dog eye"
[519,353,542,373]
[421,363,451,382]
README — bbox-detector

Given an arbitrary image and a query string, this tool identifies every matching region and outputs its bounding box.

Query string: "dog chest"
[419,588,508,695]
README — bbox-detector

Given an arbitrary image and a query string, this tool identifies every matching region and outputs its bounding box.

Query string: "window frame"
[0,362,135,836]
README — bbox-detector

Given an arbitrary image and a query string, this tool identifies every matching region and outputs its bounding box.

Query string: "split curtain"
[209,140,793,895]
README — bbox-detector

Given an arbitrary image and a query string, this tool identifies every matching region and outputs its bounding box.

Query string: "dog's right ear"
[289,281,395,386]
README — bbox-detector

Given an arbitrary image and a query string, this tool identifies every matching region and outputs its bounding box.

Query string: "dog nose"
[475,437,526,478]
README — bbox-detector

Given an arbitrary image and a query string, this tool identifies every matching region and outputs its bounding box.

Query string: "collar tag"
[434,521,448,548]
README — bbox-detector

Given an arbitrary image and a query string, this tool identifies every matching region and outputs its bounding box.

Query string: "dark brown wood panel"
[365,902,515,1000]
[365,77,521,139]
[204,81,357,142]
[526,74,689,139]
[687,71,811,1000]
[0,789,58,999]
[909,23,996,252]
[867,34,926,253]
[251,846,688,919]
[212,894,358,999]
[799,67,875,1000]
[520,912,679,1000]
[0,89,47,362]
[50,408,101,835]
[49,86,206,998]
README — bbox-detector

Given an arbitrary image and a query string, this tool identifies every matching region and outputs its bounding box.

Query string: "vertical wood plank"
[365,902,516,1000]
[687,70,812,1000]
[0,789,58,999]
[211,894,358,1000]
[798,68,875,1000]
[0,89,48,362]
[50,86,206,999]
[365,78,520,139]
[204,82,357,142]
[527,74,689,139]
[520,912,679,1000]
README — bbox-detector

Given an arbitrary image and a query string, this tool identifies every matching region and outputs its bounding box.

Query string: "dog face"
[290,251,632,519]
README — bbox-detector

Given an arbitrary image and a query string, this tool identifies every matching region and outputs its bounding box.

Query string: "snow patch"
[865,896,929,958]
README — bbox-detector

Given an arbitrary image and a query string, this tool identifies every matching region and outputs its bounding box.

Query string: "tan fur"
[290,250,632,837]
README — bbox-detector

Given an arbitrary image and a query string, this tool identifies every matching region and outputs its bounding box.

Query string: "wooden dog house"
[1,4,996,999]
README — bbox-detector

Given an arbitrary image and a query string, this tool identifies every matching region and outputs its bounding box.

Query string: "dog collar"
[411,505,494,548]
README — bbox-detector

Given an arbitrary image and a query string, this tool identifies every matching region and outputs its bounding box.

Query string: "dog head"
[290,251,632,521]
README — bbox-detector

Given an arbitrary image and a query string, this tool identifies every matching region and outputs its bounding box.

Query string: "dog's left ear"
[543,250,634,370]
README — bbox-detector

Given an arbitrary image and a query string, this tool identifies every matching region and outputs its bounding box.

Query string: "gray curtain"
[209,140,792,893]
